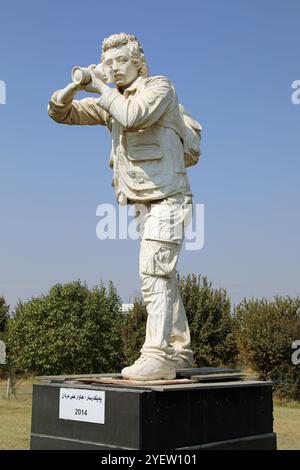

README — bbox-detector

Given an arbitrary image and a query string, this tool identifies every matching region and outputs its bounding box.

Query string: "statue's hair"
[101,33,149,77]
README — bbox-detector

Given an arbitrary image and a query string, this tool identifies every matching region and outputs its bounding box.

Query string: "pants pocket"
[140,240,180,278]
[143,201,184,244]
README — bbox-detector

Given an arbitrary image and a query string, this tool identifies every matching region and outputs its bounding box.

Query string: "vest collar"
[122,76,144,97]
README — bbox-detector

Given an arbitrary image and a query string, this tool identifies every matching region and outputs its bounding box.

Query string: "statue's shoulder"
[142,75,173,89]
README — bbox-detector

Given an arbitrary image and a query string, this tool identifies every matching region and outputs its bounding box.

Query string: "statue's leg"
[170,271,194,368]
[169,194,194,368]
[121,194,193,380]
[139,239,180,367]
[121,238,180,380]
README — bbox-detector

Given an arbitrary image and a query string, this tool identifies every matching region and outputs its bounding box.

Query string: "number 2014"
[75,409,88,416]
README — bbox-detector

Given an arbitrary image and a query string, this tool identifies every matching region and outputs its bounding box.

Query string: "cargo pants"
[134,192,194,367]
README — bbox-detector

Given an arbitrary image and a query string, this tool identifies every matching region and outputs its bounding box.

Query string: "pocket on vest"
[126,167,164,190]
[127,145,163,161]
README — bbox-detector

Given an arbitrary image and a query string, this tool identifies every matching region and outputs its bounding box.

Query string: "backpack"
[179,104,202,168]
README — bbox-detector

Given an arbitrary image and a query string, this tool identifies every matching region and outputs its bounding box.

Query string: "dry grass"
[0,378,33,450]
[0,378,299,450]
[273,400,300,450]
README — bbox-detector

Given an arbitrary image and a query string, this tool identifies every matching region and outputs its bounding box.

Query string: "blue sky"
[0,0,299,310]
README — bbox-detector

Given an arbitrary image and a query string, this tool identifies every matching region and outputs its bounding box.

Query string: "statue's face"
[103,45,139,88]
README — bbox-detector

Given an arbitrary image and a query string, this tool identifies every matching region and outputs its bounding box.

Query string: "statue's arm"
[48,82,110,126]
[96,76,174,130]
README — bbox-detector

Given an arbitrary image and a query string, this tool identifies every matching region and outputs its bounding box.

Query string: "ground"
[0,378,299,450]
[273,401,300,450]
[0,378,32,450]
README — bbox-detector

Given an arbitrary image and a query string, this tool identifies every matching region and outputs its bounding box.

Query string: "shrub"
[121,299,147,366]
[235,296,300,400]
[7,280,123,375]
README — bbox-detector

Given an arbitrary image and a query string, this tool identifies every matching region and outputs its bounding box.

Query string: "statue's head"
[101,33,149,88]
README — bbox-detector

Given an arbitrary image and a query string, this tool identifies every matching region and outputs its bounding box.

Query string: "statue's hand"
[77,65,107,94]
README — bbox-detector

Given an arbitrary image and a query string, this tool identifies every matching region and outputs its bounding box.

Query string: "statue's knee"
[141,274,164,297]
[139,239,180,278]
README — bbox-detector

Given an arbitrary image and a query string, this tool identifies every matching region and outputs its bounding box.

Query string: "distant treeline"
[0,275,299,400]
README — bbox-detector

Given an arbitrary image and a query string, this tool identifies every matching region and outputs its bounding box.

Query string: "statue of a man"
[48,33,197,381]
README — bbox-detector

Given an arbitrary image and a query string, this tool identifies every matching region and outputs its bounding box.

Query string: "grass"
[0,378,33,450]
[273,399,300,450]
[0,378,299,450]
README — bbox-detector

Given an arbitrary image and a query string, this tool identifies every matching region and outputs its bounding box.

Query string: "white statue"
[48,33,202,381]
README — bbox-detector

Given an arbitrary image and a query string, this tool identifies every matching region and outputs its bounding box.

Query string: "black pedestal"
[30,374,276,450]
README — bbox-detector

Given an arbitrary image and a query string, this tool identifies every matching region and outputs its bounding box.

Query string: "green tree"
[121,299,147,366]
[0,296,9,334]
[235,296,300,399]
[7,280,123,375]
